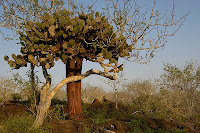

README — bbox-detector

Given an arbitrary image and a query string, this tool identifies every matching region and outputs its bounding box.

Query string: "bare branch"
[48,69,117,99]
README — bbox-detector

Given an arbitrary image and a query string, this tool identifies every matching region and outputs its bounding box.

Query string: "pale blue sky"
[0,0,200,91]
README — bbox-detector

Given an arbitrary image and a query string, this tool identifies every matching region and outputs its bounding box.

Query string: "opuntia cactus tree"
[3,0,187,127]
[4,9,128,127]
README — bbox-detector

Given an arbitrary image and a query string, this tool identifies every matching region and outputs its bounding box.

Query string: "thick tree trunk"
[66,58,83,120]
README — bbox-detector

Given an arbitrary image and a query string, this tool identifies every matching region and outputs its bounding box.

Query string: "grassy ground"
[0,100,197,133]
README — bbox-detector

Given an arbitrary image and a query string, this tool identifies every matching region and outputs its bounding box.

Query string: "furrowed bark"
[66,58,83,120]
[74,58,83,120]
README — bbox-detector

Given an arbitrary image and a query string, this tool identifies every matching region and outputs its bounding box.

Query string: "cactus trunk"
[66,58,83,120]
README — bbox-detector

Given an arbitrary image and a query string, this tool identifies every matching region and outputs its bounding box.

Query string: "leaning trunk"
[66,58,83,120]
[33,99,51,127]
[33,82,52,128]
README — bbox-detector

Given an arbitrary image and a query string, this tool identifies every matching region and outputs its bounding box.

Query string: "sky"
[0,0,200,92]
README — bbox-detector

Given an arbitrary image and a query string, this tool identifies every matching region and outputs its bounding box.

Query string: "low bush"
[11,93,21,102]
[0,114,52,133]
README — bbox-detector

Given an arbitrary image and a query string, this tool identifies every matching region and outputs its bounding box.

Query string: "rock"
[51,120,78,133]
[92,99,103,108]
[103,120,131,133]
[96,127,115,133]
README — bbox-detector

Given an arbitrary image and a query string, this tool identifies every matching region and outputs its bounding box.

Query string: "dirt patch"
[0,101,27,121]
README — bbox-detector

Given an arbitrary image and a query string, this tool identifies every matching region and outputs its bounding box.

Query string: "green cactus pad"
[59,16,65,22]
[91,20,95,26]
[101,49,108,56]
[62,42,68,49]
[123,51,129,56]
[40,23,46,30]
[12,54,17,60]
[71,21,77,26]
[25,31,31,37]
[53,12,59,19]
[39,44,45,49]
[25,25,32,30]
[20,36,26,41]
[33,44,39,49]
[28,55,38,65]
[86,19,91,25]
[55,57,60,61]
[47,53,53,60]
[116,69,120,73]
[62,53,68,61]
[95,16,101,23]
[16,59,23,65]
[35,22,40,28]
[44,22,49,28]
[44,13,51,20]
[78,20,85,27]
[4,56,9,61]
[28,54,34,60]
[109,58,116,64]
[95,12,100,17]
[73,26,78,33]
[61,9,68,15]
[69,26,73,31]
[49,18,55,25]
[8,60,14,65]
[97,57,104,63]
[8,60,15,67]
[68,39,75,47]
[58,30,64,37]
[105,52,112,59]
[41,61,46,66]
[33,60,38,65]
[63,33,68,38]
[80,47,85,53]
[45,63,51,69]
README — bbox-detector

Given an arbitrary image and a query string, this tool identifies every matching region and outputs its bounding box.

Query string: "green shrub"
[0,114,52,133]
[52,104,68,120]
[83,126,92,133]
[11,93,21,102]
[128,118,190,133]
[51,98,67,106]
[90,111,109,124]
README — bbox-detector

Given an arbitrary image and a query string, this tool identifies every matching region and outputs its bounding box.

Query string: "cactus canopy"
[5,9,132,73]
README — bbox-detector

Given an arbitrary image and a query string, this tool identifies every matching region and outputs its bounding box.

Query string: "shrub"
[11,93,21,102]
[0,114,52,133]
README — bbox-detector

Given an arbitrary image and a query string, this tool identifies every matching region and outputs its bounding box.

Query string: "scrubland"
[0,61,200,133]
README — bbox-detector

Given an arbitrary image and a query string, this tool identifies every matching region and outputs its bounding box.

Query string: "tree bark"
[66,58,83,120]
[33,83,51,128]
[33,98,51,128]
[30,63,37,110]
